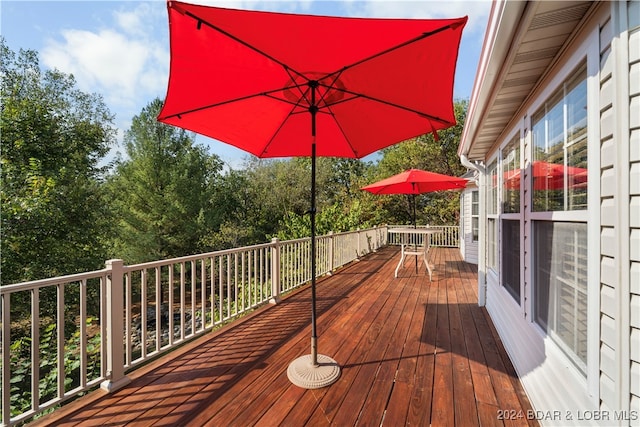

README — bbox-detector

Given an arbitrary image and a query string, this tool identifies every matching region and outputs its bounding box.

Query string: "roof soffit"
[461,1,595,161]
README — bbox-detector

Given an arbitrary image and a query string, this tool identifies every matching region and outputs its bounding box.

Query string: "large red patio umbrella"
[158,0,466,389]
[361,169,468,271]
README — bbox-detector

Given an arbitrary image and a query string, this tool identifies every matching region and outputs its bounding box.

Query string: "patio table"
[388,227,442,281]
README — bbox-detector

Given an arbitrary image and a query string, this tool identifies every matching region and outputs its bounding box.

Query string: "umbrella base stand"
[287,354,341,389]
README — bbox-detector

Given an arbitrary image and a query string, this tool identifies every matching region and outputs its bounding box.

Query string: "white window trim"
[520,24,600,403]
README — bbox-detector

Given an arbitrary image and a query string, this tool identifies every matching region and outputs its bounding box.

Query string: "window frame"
[527,60,590,376]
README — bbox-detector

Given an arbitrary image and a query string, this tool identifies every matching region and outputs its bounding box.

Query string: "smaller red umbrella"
[362,169,468,272]
[362,168,468,196]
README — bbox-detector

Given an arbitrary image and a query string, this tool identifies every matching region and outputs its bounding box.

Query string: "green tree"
[106,98,223,263]
[0,40,116,285]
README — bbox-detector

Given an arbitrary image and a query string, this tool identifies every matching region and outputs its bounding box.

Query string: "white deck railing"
[1,225,458,425]
[386,224,460,248]
[0,226,392,426]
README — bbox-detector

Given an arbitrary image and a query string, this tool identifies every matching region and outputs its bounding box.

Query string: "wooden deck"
[32,247,537,427]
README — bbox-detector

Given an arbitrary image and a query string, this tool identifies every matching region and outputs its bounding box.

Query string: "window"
[487,161,498,215]
[502,135,520,214]
[534,221,587,372]
[471,190,479,242]
[501,136,521,303]
[531,64,587,212]
[502,219,520,303]
[487,161,498,272]
[488,218,497,271]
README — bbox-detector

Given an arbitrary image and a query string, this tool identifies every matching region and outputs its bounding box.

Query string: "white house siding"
[460,186,479,264]
[471,2,640,425]
[626,0,640,416]
[600,0,640,419]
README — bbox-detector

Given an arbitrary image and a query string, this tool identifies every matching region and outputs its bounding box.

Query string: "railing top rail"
[124,241,275,271]
[387,224,455,229]
[1,226,389,291]
[0,269,109,295]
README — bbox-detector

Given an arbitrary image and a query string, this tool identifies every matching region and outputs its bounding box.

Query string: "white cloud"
[341,0,490,34]
[40,2,168,115]
[43,29,148,95]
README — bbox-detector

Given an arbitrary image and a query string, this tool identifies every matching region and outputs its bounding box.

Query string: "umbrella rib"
[158,85,303,120]
[182,10,304,76]
[317,84,453,126]
[322,22,459,83]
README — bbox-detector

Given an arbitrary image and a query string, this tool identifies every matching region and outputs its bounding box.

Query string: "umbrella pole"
[310,142,318,366]
[413,194,418,273]
[287,86,340,389]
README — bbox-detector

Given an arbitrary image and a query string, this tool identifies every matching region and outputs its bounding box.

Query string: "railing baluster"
[180,262,185,341]
[241,252,246,311]
[228,253,233,318]
[258,249,263,302]
[218,255,223,323]
[57,283,65,400]
[233,253,238,316]
[209,257,215,328]
[80,279,87,389]
[100,275,107,380]
[200,260,206,332]
[125,271,132,367]
[168,265,174,346]
[191,260,196,336]
[31,288,40,412]
[141,269,147,360]
[155,267,161,353]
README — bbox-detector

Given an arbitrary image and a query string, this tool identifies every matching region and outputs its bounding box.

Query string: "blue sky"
[1,0,491,168]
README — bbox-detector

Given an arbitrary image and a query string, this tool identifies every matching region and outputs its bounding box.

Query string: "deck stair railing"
[0,226,393,426]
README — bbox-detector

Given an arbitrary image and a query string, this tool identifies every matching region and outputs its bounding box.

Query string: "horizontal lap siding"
[629,0,640,414]
[600,0,640,419]
[599,12,618,412]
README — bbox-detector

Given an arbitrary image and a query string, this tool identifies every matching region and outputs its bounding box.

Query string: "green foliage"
[0,39,116,285]
[105,98,224,263]
[8,317,102,417]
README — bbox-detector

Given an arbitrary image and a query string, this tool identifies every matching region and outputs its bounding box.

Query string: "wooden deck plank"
[353,276,420,426]
[449,258,481,427]
[213,256,387,427]
[197,255,385,426]
[30,247,538,427]
[328,271,414,426]
[405,263,440,427]
[382,273,431,426]
[299,256,400,426]
[275,252,397,426]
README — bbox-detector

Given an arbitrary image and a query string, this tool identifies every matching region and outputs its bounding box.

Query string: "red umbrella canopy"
[157,1,467,158]
[361,169,468,195]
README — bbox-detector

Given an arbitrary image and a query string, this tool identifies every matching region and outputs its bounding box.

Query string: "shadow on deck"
[31,246,538,427]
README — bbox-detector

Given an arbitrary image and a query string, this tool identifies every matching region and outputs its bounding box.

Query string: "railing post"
[269,238,281,304]
[101,259,131,392]
[328,231,334,274]
[356,228,361,259]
